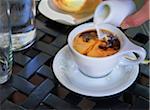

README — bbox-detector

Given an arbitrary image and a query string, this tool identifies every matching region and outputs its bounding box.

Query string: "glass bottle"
[0,0,13,84]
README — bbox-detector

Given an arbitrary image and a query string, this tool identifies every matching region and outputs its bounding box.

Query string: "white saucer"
[53,45,139,97]
[38,0,93,25]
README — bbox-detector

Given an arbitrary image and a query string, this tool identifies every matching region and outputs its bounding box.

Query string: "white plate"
[53,45,139,97]
[38,0,93,25]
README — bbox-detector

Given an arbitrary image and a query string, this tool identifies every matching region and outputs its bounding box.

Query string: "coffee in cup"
[73,29,120,57]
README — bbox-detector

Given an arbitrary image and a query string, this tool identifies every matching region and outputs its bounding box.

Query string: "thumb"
[121,1,149,29]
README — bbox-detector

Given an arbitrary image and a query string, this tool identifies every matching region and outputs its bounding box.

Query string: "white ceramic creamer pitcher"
[94,0,136,26]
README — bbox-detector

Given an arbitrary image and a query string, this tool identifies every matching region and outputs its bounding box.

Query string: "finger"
[121,1,149,29]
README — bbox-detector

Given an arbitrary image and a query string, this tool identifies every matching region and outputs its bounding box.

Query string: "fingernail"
[120,22,130,29]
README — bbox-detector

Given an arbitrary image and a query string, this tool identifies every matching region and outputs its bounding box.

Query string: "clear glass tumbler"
[9,0,36,51]
[0,1,13,84]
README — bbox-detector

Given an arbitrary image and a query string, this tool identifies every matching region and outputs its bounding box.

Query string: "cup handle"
[119,42,146,65]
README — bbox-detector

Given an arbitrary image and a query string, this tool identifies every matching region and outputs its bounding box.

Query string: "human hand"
[121,0,150,29]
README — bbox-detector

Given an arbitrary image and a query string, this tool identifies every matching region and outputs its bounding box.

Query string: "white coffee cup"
[68,23,146,78]
[94,0,136,26]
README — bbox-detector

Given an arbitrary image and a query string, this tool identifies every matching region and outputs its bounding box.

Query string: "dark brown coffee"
[73,29,120,57]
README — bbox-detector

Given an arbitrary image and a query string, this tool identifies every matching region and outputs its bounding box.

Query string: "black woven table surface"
[0,1,149,110]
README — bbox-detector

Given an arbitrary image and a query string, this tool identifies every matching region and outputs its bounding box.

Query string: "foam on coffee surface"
[73,30,120,57]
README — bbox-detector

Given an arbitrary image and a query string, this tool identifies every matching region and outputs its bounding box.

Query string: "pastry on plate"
[52,0,102,13]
